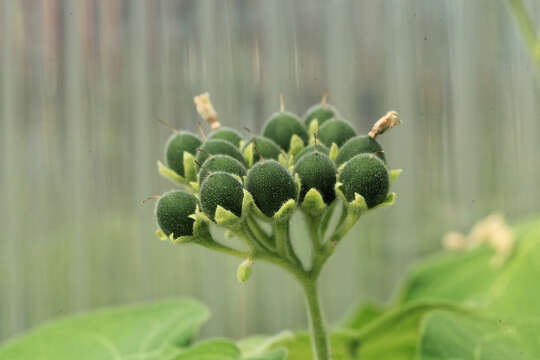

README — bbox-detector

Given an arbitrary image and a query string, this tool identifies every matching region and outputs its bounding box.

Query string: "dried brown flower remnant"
[194,92,221,129]
[368,111,400,139]
[442,231,467,250]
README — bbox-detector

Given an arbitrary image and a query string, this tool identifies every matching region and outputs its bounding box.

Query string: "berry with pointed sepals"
[262,111,309,152]
[303,103,339,128]
[165,132,202,176]
[200,172,244,221]
[198,154,247,186]
[246,160,297,217]
[294,143,330,163]
[294,152,337,204]
[208,126,243,147]
[318,118,356,148]
[243,136,282,164]
[155,190,198,238]
[335,135,385,166]
[195,139,247,170]
[338,154,389,208]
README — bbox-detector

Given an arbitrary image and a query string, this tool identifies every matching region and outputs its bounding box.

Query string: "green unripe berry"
[198,154,247,186]
[165,132,202,176]
[318,118,357,148]
[243,136,282,164]
[155,190,198,238]
[200,172,244,221]
[195,139,247,170]
[294,143,330,163]
[246,160,297,217]
[208,127,243,147]
[335,135,385,166]
[339,154,389,208]
[262,111,309,151]
[303,103,339,127]
[294,152,337,204]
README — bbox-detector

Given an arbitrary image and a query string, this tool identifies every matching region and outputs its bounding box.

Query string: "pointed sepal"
[289,134,305,157]
[329,143,339,161]
[389,169,402,185]
[301,188,327,217]
[215,205,242,227]
[272,199,296,222]
[157,160,187,185]
[183,152,197,182]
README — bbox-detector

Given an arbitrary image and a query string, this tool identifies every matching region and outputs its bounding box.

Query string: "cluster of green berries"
[155,98,393,240]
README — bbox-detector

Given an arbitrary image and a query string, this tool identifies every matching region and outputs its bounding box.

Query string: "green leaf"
[338,302,386,330]
[266,332,353,360]
[245,349,287,360]
[175,339,240,360]
[0,299,209,360]
[419,311,539,360]
[349,302,461,360]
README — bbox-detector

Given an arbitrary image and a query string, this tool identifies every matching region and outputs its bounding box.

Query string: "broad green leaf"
[0,298,209,360]
[237,332,292,359]
[349,303,461,360]
[175,339,240,360]
[419,311,539,360]
[338,302,385,330]
[245,349,287,360]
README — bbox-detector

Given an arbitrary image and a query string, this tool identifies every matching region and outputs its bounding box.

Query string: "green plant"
[197,154,247,186]
[165,131,203,177]
[303,95,339,128]
[208,126,244,147]
[153,94,401,360]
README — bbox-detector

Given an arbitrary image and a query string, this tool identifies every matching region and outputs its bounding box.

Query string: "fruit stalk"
[301,277,331,360]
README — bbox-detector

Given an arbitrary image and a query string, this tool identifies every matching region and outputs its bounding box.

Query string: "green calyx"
[198,154,246,186]
[243,136,282,165]
[195,139,246,169]
[303,103,339,127]
[335,135,385,166]
[338,153,389,208]
[294,152,337,204]
[207,126,243,147]
[165,132,202,177]
[200,172,244,221]
[155,190,198,238]
[262,111,309,151]
[246,160,298,218]
[319,118,357,148]
[294,143,330,163]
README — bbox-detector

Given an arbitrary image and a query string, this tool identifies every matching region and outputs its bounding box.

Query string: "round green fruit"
[243,136,282,164]
[195,139,246,169]
[198,154,247,185]
[208,127,243,147]
[262,111,309,151]
[294,143,330,163]
[155,190,198,238]
[303,103,339,127]
[294,152,337,204]
[335,135,385,166]
[246,160,297,217]
[200,172,244,221]
[165,132,202,176]
[338,154,389,208]
[318,118,356,148]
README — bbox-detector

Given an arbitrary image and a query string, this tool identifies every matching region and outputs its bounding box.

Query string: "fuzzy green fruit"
[200,172,244,221]
[246,160,297,217]
[155,190,198,238]
[303,103,339,127]
[335,135,385,166]
[339,154,389,208]
[262,111,309,151]
[294,143,330,163]
[198,154,247,185]
[243,136,282,164]
[318,118,356,148]
[165,132,202,176]
[294,152,337,204]
[208,127,243,147]
[195,139,247,170]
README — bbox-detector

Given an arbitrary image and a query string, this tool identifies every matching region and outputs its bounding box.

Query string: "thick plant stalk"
[302,278,331,360]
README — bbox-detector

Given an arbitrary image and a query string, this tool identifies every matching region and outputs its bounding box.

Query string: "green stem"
[301,278,331,360]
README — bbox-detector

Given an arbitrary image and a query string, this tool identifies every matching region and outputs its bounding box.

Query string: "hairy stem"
[301,278,331,360]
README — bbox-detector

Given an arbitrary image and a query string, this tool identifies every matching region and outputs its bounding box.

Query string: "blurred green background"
[1,0,539,343]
